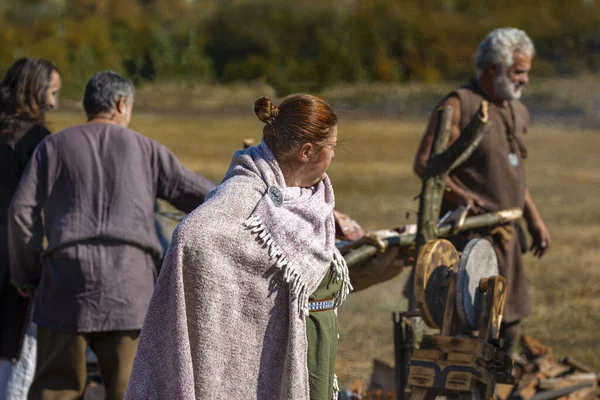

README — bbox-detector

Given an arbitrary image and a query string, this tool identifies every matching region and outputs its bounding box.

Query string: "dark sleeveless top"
[441,80,529,215]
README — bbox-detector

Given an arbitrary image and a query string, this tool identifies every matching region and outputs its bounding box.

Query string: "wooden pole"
[415,106,454,253]
[342,207,521,269]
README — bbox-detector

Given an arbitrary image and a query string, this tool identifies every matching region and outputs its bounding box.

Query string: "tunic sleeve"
[153,141,216,213]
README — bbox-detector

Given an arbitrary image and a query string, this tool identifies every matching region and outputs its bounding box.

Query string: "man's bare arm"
[523,188,551,258]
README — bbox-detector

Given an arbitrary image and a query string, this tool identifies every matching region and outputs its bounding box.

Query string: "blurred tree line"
[1,0,599,97]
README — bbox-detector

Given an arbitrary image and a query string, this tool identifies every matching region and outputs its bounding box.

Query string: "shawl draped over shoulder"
[125,141,350,400]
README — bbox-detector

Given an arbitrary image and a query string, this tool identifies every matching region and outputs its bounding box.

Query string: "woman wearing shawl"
[126,94,351,400]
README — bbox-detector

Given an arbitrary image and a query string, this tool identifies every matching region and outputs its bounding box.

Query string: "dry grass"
[48,111,600,388]
[59,75,600,125]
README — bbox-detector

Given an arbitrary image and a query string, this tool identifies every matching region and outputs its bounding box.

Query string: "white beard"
[493,71,523,101]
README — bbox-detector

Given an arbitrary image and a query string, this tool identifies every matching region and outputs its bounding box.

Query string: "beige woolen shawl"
[125,141,350,399]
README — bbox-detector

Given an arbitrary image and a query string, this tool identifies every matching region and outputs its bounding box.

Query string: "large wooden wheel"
[414,239,460,329]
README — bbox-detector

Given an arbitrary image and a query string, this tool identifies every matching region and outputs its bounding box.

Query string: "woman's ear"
[297,143,313,163]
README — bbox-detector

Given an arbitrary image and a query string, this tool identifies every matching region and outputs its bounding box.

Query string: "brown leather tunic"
[443,80,531,323]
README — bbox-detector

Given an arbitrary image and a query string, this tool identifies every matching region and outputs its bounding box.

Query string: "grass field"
[48,110,600,389]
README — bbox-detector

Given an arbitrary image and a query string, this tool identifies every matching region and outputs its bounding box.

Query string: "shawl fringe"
[244,215,354,318]
[244,215,310,317]
[331,252,353,308]
[332,374,340,400]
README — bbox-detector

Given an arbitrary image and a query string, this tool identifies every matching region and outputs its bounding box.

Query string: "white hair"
[475,28,535,77]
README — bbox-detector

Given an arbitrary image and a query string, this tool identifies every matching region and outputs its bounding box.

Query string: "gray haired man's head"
[83,71,134,119]
[475,28,535,78]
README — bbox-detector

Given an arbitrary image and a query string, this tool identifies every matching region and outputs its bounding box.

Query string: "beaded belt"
[309,298,335,312]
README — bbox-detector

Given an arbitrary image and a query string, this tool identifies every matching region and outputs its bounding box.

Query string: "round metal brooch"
[267,186,283,207]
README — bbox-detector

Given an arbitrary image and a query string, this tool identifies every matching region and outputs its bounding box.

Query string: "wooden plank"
[408,366,436,388]
[479,276,507,342]
[409,360,487,392]
[530,382,595,400]
[420,335,481,355]
[412,349,443,361]
[562,357,596,374]
[538,374,599,391]
[431,359,478,368]
[446,371,474,392]
[516,373,545,400]
[559,387,596,400]
[537,355,573,378]
[447,352,476,363]
[437,358,481,369]
[494,383,515,400]
[410,388,432,400]
[522,335,553,359]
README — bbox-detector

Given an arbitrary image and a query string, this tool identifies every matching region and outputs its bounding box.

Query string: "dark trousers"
[28,327,139,400]
[500,319,521,356]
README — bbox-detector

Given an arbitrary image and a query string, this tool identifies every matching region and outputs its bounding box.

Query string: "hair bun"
[254,97,279,124]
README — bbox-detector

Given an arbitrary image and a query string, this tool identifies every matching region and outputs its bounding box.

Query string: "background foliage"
[1,0,599,97]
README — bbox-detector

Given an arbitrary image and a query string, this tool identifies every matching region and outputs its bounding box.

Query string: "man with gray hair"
[9,70,215,399]
[413,28,551,355]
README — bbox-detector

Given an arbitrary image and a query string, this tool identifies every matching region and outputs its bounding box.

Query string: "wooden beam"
[342,208,522,269]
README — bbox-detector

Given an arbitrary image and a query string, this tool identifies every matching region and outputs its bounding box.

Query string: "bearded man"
[413,28,551,355]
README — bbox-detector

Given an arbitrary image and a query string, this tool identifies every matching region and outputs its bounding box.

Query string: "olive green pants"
[307,309,338,400]
[28,327,139,400]
[307,266,342,400]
